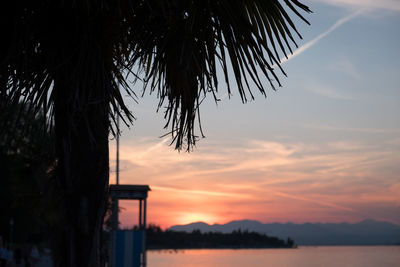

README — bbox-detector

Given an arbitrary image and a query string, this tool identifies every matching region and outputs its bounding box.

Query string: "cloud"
[114,137,399,184]
[307,84,354,100]
[281,8,366,64]
[310,0,400,12]
[151,185,251,199]
[330,57,360,79]
[112,136,400,227]
[269,190,354,211]
[304,124,400,134]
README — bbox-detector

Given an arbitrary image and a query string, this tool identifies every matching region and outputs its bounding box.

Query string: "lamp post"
[116,103,120,186]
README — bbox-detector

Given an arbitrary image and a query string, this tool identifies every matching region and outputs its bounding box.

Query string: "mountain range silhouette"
[169,219,400,245]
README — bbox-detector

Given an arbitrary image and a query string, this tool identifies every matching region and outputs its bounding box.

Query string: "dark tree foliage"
[146,224,295,249]
[0,102,56,245]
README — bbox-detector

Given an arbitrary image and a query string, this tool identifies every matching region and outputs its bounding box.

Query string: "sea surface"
[147,246,400,267]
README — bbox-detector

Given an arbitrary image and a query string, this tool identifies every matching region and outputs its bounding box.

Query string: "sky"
[110,0,400,229]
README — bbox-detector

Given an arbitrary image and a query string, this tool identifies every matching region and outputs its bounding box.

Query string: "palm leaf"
[126,0,311,150]
[1,0,311,150]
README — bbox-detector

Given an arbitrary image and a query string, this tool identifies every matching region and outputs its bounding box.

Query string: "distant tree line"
[145,224,295,249]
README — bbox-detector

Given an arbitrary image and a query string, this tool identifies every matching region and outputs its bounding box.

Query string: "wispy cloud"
[112,136,400,226]
[281,8,366,64]
[304,123,400,134]
[330,57,360,79]
[151,185,251,199]
[270,190,354,211]
[310,0,400,12]
[307,84,354,100]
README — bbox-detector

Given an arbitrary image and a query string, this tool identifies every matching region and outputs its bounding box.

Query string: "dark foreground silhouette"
[145,225,295,249]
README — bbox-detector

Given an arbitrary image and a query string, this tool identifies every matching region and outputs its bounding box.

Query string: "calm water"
[147,246,400,267]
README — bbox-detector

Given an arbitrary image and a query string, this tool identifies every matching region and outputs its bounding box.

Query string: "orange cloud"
[110,136,400,228]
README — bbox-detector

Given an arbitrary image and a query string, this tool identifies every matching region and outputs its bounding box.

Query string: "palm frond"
[126,0,311,150]
[1,0,311,150]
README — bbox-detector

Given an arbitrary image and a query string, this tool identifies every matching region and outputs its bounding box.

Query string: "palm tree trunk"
[53,44,110,267]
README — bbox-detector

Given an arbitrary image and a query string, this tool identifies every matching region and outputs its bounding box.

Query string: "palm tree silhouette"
[0,1,311,266]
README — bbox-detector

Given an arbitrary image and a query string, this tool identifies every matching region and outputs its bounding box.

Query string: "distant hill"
[169,219,400,245]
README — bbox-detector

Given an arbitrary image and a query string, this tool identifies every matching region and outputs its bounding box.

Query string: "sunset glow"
[113,136,400,229]
[113,0,400,229]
